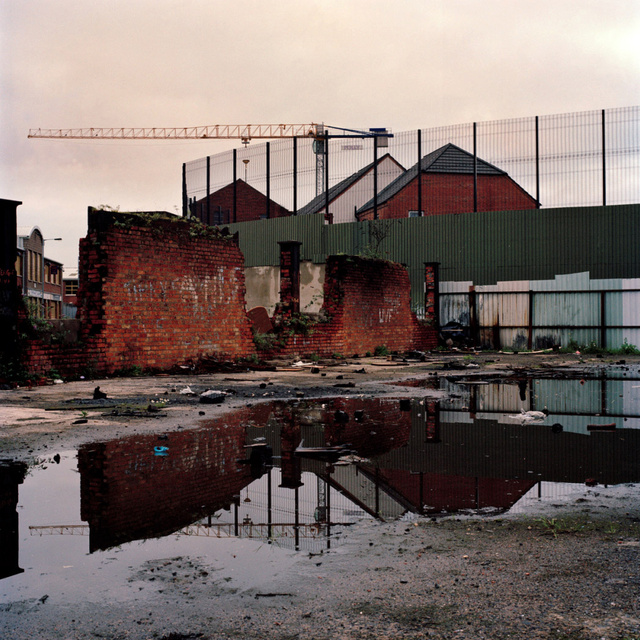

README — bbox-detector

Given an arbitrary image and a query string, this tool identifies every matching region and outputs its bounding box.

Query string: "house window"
[65,280,78,296]
[408,210,424,218]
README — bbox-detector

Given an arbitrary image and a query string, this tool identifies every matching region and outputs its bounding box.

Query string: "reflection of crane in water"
[29,522,334,540]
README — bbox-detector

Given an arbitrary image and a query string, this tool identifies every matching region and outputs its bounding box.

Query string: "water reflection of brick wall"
[78,408,257,552]
[0,461,27,579]
[247,397,414,488]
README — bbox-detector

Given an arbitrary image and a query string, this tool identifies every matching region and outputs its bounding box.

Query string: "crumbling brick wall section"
[271,255,437,357]
[77,210,255,374]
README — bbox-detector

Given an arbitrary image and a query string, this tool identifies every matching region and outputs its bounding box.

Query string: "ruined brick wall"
[77,211,255,374]
[268,255,437,358]
[21,340,88,379]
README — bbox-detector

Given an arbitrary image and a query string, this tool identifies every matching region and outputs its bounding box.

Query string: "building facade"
[356,143,539,221]
[191,179,291,225]
[16,227,63,319]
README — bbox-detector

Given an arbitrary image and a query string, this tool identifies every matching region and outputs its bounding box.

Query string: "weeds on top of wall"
[90,208,238,243]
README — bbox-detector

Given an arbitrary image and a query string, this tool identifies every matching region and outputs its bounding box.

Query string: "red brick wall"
[76,211,256,374]
[266,255,437,357]
[359,173,538,220]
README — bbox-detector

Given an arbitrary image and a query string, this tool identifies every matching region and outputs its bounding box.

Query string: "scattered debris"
[199,389,228,404]
[295,441,354,461]
[93,386,107,400]
[587,423,616,431]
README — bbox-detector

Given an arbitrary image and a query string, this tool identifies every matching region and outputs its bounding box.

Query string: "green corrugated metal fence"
[226,204,640,310]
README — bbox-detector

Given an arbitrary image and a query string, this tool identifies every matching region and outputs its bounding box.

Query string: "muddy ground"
[1,351,639,640]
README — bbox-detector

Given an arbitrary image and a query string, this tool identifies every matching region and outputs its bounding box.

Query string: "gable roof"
[194,179,291,216]
[357,143,507,212]
[297,153,404,216]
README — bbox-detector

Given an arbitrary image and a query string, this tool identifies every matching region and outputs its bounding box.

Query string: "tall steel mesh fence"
[184,106,639,219]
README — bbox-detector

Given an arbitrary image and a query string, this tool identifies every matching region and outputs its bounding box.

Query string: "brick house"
[357,143,538,221]
[297,153,405,224]
[16,226,63,319]
[191,179,291,225]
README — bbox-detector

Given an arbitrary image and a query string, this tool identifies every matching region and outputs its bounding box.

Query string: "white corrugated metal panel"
[440,281,473,293]
[474,381,523,413]
[478,292,529,326]
[532,379,601,414]
[531,271,592,291]
[534,292,600,325]
[440,294,469,325]
[608,329,640,350]
[476,280,530,292]
[623,290,640,325]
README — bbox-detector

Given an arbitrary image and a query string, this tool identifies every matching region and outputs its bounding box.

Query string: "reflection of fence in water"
[28,522,340,553]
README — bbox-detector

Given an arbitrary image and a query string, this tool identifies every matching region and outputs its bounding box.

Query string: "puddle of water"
[1,385,639,603]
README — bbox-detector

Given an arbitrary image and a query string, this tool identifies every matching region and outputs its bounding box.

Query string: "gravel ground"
[1,352,639,640]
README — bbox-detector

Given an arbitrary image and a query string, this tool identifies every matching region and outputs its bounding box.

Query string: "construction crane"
[28,123,324,145]
[28,122,391,201]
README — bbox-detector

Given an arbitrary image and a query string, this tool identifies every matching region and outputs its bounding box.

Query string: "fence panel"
[185,106,640,218]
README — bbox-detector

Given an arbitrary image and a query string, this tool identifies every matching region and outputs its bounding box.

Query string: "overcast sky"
[1,0,639,270]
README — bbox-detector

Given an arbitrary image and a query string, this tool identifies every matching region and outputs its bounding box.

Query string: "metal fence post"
[206,156,211,224]
[373,136,378,220]
[602,109,607,207]
[293,137,298,215]
[528,290,534,350]
[324,132,330,216]
[233,148,237,223]
[600,290,607,349]
[181,163,187,217]
[417,129,422,216]
[266,141,271,219]
[473,122,478,213]
[535,115,541,208]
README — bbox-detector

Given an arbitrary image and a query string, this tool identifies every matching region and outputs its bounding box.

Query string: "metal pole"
[182,163,188,217]
[473,122,478,212]
[373,136,378,220]
[294,485,300,550]
[41,246,45,318]
[233,149,237,223]
[206,156,211,224]
[266,141,271,219]
[326,470,332,550]
[535,116,541,208]
[600,290,607,349]
[602,109,607,207]
[267,468,272,540]
[293,137,298,215]
[233,495,239,536]
[417,129,422,216]
[324,132,330,216]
